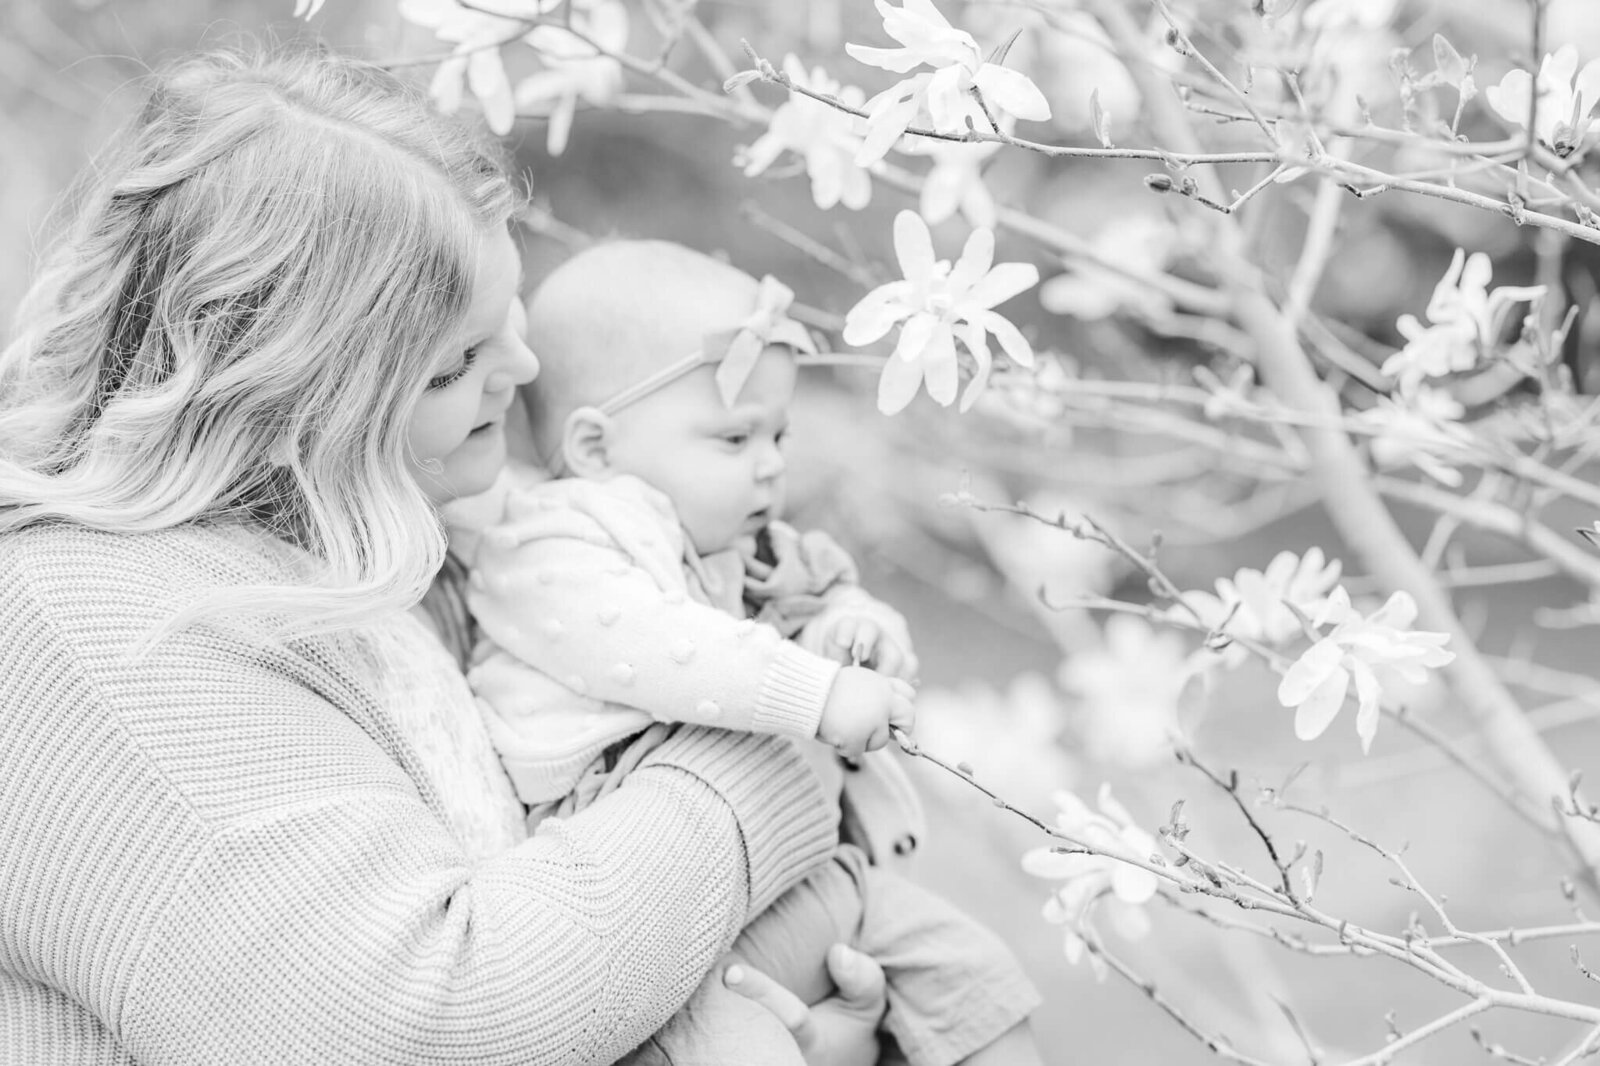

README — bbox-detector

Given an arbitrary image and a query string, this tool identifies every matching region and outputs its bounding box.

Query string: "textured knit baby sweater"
[0,521,835,1065]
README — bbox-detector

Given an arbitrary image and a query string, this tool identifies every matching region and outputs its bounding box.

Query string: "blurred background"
[9,0,1600,1062]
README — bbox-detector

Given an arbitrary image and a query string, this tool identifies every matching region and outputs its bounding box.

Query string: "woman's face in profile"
[406,228,539,505]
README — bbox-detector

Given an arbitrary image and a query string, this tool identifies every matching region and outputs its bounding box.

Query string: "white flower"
[909,135,1001,226]
[1360,387,1475,487]
[1277,588,1454,752]
[1021,784,1158,979]
[843,210,1037,414]
[1486,46,1600,156]
[1038,214,1177,321]
[1182,549,1344,666]
[1381,249,1545,395]
[514,0,628,156]
[293,0,326,19]
[401,0,554,136]
[740,56,871,211]
[1058,615,1195,769]
[846,0,1050,165]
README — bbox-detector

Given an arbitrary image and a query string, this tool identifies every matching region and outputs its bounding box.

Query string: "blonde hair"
[0,46,517,636]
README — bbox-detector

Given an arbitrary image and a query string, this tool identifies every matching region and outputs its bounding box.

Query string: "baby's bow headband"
[597,275,818,415]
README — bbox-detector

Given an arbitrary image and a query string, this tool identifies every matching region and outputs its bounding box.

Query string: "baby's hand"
[825,615,919,682]
[818,666,916,758]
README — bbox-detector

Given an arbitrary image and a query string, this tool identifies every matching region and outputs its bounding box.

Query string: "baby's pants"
[621,843,1040,1066]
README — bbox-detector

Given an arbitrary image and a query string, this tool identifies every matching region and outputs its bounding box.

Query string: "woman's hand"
[724,944,887,1066]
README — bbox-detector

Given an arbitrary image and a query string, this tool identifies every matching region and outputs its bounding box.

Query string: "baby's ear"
[561,406,613,478]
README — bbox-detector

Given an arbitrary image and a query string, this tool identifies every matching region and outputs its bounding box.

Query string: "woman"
[0,46,879,1064]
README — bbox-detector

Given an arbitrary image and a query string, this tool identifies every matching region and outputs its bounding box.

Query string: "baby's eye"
[427,346,480,391]
[774,427,789,448]
[719,431,750,447]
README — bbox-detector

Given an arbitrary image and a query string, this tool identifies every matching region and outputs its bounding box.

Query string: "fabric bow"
[707,275,818,407]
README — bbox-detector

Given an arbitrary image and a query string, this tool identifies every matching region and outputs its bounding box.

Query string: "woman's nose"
[486,339,540,392]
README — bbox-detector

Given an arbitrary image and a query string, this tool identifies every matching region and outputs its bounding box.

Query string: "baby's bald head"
[522,240,766,460]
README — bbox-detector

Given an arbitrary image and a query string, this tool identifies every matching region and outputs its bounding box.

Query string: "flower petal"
[1293,666,1350,742]
[843,283,912,345]
[921,325,960,406]
[845,43,927,74]
[948,227,996,293]
[877,347,925,414]
[977,309,1034,367]
[964,261,1040,309]
[893,209,937,285]
[974,63,1052,121]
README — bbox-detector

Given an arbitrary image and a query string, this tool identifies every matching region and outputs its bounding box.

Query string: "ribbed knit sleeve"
[0,524,835,1065]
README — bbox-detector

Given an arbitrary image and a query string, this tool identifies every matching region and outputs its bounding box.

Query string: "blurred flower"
[1301,0,1398,30]
[1038,214,1177,321]
[1486,46,1600,156]
[843,210,1037,414]
[1181,549,1343,666]
[402,0,554,136]
[846,0,1050,165]
[739,57,872,211]
[912,136,1001,227]
[293,0,325,18]
[1381,249,1544,394]
[1021,784,1159,979]
[1277,587,1454,752]
[514,0,628,155]
[1059,615,1194,769]
[1359,387,1475,487]
[914,672,1073,809]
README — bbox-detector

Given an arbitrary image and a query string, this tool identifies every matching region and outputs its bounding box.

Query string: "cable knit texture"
[0,521,835,1065]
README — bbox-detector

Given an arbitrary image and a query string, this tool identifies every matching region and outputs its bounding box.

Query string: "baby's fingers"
[830,618,862,658]
[848,621,881,667]
[887,678,917,732]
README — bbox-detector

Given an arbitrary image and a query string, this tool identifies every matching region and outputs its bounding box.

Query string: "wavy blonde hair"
[0,46,517,635]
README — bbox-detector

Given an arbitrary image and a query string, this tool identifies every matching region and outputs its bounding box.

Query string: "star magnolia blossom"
[846,0,1050,165]
[1486,46,1600,156]
[1038,214,1177,321]
[740,56,872,211]
[515,0,628,156]
[1381,249,1544,395]
[1276,588,1454,753]
[1021,785,1158,979]
[1059,615,1192,769]
[912,136,1001,226]
[1360,387,1475,487]
[843,210,1038,414]
[1182,548,1343,667]
[400,0,555,136]
[293,0,326,18]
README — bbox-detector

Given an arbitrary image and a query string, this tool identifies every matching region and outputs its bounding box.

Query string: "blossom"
[1276,588,1454,752]
[1181,549,1344,666]
[1486,46,1600,156]
[514,0,628,156]
[1021,785,1158,978]
[293,0,326,18]
[843,210,1037,415]
[739,56,872,211]
[1381,249,1544,395]
[401,0,554,136]
[1059,615,1194,769]
[909,135,1001,226]
[1038,214,1177,321]
[1359,387,1475,487]
[846,0,1050,165]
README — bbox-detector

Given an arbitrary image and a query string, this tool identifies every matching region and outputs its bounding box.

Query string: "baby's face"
[604,344,796,555]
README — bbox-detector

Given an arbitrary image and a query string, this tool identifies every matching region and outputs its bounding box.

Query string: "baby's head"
[524,240,803,555]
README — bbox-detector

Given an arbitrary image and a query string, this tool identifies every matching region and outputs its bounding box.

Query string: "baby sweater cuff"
[641,728,837,917]
[752,643,838,740]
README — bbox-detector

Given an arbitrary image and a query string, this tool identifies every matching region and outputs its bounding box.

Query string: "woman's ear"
[561,406,613,478]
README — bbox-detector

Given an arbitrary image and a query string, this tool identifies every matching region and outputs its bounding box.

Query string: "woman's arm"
[0,527,836,1065]
[122,729,834,1065]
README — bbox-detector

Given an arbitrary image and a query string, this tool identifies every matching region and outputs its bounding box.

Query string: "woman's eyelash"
[427,346,480,391]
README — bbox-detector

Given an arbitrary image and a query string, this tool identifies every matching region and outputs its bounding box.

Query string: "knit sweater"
[0,521,836,1065]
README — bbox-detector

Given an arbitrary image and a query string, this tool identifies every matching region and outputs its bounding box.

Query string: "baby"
[450,240,1041,1066]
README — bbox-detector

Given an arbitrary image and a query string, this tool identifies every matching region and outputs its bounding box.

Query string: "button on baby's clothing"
[696,700,721,719]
